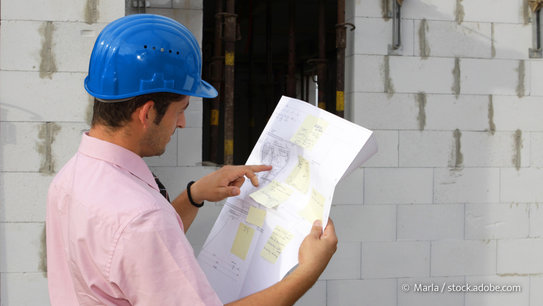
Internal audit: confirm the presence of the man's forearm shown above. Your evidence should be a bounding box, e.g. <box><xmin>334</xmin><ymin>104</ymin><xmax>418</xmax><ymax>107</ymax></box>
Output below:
<box><xmin>171</xmin><ymin>190</ymin><xmax>199</xmax><ymax>232</ymax></box>
<box><xmin>226</xmin><ymin>266</ymin><xmax>319</xmax><ymax>306</ymax></box>
<box><xmin>226</xmin><ymin>219</ymin><xmax>336</xmax><ymax>305</ymax></box>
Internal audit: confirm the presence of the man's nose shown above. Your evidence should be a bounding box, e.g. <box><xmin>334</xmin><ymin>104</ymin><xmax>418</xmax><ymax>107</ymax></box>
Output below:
<box><xmin>177</xmin><ymin>113</ymin><xmax>186</xmax><ymax>129</ymax></box>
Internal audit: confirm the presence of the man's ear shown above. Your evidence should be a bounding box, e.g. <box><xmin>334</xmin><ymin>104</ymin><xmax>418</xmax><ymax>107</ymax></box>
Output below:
<box><xmin>137</xmin><ymin>100</ymin><xmax>155</xmax><ymax>128</ymax></box>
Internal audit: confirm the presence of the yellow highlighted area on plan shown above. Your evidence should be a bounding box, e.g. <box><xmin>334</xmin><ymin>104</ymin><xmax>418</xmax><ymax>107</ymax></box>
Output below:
<box><xmin>230</xmin><ymin>222</ymin><xmax>255</xmax><ymax>260</ymax></box>
<box><xmin>249</xmin><ymin>180</ymin><xmax>293</xmax><ymax>208</ymax></box>
<box><xmin>246</xmin><ymin>206</ymin><xmax>267</xmax><ymax>227</ymax></box>
<box><xmin>286</xmin><ymin>155</ymin><xmax>310</xmax><ymax>194</ymax></box>
<box><xmin>260</xmin><ymin>226</ymin><xmax>294</xmax><ymax>264</ymax></box>
<box><xmin>290</xmin><ymin>115</ymin><xmax>329</xmax><ymax>149</ymax></box>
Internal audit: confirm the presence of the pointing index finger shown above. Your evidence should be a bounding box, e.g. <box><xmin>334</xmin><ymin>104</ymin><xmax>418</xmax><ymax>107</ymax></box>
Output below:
<box><xmin>247</xmin><ymin>164</ymin><xmax>273</xmax><ymax>173</ymax></box>
<box><xmin>244</xmin><ymin>165</ymin><xmax>272</xmax><ymax>187</ymax></box>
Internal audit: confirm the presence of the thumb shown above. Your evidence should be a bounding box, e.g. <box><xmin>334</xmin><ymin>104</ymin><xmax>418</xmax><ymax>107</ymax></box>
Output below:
<box><xmin>227</xmin><ymin>186</ymin><xmax>241</xmax><ymax>197</ymax></box>
<box><xmin>310</xmin><ymin>219</ymin><xmax>323</xmax><ymax>238</ymax></box>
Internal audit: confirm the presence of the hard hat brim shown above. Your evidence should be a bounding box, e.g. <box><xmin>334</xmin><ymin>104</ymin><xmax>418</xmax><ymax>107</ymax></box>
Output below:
<box><xmin>193</xmin><ymin>80</ymin><xmax>218</xmax><ymax>98</ymax></box>
<box><xmin>85</xmin><ymin>76</ymin><xmax>218</xmax><ymax>100</ymax></box>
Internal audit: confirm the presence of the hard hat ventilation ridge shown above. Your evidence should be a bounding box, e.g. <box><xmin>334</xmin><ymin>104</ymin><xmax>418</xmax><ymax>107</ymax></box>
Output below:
<box><xmin>143</xmin><ymin>45</ymin><xmax>180</xmax><ymax>55</ymax></box>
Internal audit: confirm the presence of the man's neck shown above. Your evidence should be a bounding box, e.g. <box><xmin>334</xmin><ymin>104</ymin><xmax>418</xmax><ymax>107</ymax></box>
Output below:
<box><xmin>89</xmin><ymin>125</ymin><xmax>143</xmax><ymax>156</ymax></box>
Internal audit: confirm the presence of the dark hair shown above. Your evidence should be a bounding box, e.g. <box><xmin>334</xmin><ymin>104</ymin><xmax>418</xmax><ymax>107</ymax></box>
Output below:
<box><xmin>91</xmin><ymin>92</ymin><xmax>185</xmax><ymax>129</ymax></box>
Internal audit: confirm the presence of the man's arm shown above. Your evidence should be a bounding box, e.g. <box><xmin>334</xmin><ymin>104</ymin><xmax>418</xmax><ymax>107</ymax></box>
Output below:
<box><xmin>170</xmin><ymin>189</ymin><xmax>199</xmax><ymax>231</ymax></box>
<box><xmin>226</xmin><ymin>219</ymin><xmax>338</xmax><ymax>306</ymax></box>
<box><xmin>171</xmin><ymin>165</ymin><xmax>272</xmax><ymax>231</ymax></box>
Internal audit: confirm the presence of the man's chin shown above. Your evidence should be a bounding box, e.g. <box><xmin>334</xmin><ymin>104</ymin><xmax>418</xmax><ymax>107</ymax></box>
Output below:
<box><xmin>142</xmin><ymin>148</ymin><xmax>166</xmax><ymax>158</ymax></box>
<box><xmin>155</xmin><ymin>148</ymin><xmax>166</xmax><ymax>156</ymax></box>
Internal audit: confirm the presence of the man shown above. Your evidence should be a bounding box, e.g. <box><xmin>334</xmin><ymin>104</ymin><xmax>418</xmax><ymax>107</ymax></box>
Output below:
<box><xmin>46</xmin><ymin>14</ymin><xmax>337</xmax><ymax>305</ymax></box>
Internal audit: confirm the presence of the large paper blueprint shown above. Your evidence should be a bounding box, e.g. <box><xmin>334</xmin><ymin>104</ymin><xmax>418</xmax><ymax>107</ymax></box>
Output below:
<box><xmin>197</xmin><ymin>96</ymin><xmax>377</xmax><ymax>303</ymax></box>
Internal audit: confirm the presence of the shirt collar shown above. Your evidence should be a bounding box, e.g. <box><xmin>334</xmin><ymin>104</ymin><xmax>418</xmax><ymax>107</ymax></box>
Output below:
<box><xmin>78</xmin><ymin>132</ymin><xmax>159</xmax><ymax>192</ymax></box>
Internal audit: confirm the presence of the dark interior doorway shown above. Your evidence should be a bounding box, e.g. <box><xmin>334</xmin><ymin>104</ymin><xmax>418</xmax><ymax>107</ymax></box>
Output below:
<box><xmin>202</xmin><ymin>0</ymin><xmax>339</xmax><ymax>165</ymax></box>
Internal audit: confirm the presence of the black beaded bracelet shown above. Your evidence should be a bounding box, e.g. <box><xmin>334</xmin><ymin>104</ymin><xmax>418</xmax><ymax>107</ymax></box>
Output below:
<box><xmin>187</xmin><ymin>181</ymin><xmax>204</xmax><ymax>208</ymax></box>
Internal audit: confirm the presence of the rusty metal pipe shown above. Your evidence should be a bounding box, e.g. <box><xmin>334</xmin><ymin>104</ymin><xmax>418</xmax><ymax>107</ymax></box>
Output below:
<box><xmin>223</xmin><ymin>0</ymin><xmax>236</xmax><ymax>164</ymax></box>
<box><xmin>317</xmin><ymin>0</ymin><xmax>327</xmax><ymax>110</ymax></box>
<box><xmin>336</xmin><ymin>0</ymin><xmax>346</xmax><ymax>117</ymax></box>
<box><xmin>209</xmin><ymin>0</ymin><xmax>224</xmax><ymax>162</ymax></box>
<box><xmin>266</xmin><ymin>0</ymin><xmax>273</xmax><ymax>112</ymax></box>
<box><xmin>286</xmin><ymin>0</ymin><xmax>296</xmax><ymax>97</ymax></box>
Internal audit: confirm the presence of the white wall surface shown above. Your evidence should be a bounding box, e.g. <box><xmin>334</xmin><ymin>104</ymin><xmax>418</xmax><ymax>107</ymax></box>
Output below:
<box><xmin>0</xmin><ymin>0</ymin><xmax>123</xmax><ymax>305</ymax></box>
<box><xmin>1</xmin><ymin>0</ymin><xmax>542</xmax><ymax>305</ymax></box>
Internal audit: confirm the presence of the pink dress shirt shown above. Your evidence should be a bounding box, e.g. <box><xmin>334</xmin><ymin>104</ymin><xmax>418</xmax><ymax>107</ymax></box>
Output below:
<box><xmin>46</xmin><ymin>133</ymin><xmax>222</xmax><ymax>305</ymax></box>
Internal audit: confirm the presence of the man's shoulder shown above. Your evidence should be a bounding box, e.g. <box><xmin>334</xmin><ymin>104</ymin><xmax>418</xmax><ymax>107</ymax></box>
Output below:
<box><xmin>51</xmin><ymin>152</ymin><xmax>161</xmax><ymax>214</ymax></box>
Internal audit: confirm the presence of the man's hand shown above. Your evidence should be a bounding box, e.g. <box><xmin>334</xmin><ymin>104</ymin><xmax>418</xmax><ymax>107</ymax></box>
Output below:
<box><xmin>297</xmin><ymin>219</ymin><xmax>338</xmax><ymax>280</ymax></box>
<box><xmin>189</xmin><ymin>165</ymin><xmax>272</xmax><ymax>203</ymax></box>
<box><xmin>226</xmin><ymin>218</ymin><xmax>337</xmax><ymax>306</ymax></box>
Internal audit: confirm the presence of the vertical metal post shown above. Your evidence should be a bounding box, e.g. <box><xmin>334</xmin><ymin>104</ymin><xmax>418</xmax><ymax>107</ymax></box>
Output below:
<box><xmin>210</xmin><ymin>0</ymin><xmax>224</xmax><ymax>162</ymax></box>
<box><xmin>129</xmin><ymin>0</ymin><xmax>146</xmax><ymax>14</ymax></box>
<box><xmin>305</xmin><ymin>74</ymin><xmax>310</xmax><ymax>102</ymax></box>
<box><xmin>530</xmin><ymin>2</ymin><xmax>543</xmax><ymax>58</ymax></box>
<box><xmin>335</xmin><ymin>0</ymin><xmax>346</xmax><ymax>118</ymax></box>
<box><xmin>286</xmin><ymin>0</ymin><xmax>296</xmax><ymax>97</ymax></box>
<box><xmin>266</xmin><ymin>0</ymin><xmax>273</xmax><ymax>111</ymax></box>
<box><xmin>247</xmin><ymin>0</ymin><xmax>256</xmax><ymax>143</ymax></box>
<box><xmin>317</xmin><ymin>0</ymin><xmax>327</xmax><ymax>110</ymax></box>
<box><xmin>300</xmin><ymin>65</ymin><xmax>305</xmax><ymax>101</ymax></box>
<box><xmin>223</xmin><ymin>0</ymin><xmax>236</xmax><ymax>164</ymax></box>
<box><xmin>391</xmin><ymin>0</ymin><xmax>402</xmax><ymax>51</ymax></box>
<box><xmin>538</xmin><ymin>10</ymin><xmax>541</xmax><ymax>50</ymax></box>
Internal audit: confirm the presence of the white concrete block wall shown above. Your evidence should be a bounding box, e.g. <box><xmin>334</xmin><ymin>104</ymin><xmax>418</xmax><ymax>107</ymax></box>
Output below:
<box><xmin>331</xmin><ymin>205</ymin><xmax>396</xmax><ymax>242</ymax></box>
<box><xmin>0</xmin><ymin>0</ymin><xmax>123</xmax><ymax>305</ymax></box>
<box><xmin>398</xmin><ymin>131</ymin><xmax>454</xmax><ymax>167</ymax></box>
<box><xmin>0</xmin><ymin>173</ymin><xmax>51</xmax><ymax>222</ymax></box>
<box><xmin>1</xmin><ymin>0</ymin><xmax>122</xmax><ymax>22</ymax></box>
<box><xmin>493</xmin><ymin>23</ymin><xmax>532</xmax><ymax>60</ymax></box>
<box><xmin>434</xmin><ymin>168</ymin><xmax>501</xmax><ymax>203</ymax></box>
<box><xmin>327</xmin><ymin>279</ymin><xmax>396</xmax><ymax>306</ymax></box>
<box><xmin>365</xmin><ymin>168</ymin><xmax>433</xmax><ymax>204</ymax></box>
<box><xmin>1</xmin><ymin>273</ymin><xmax>50</xmax><ymax>306</ymax></box>
<box><xmin>492</xmin><ymin>96</ymin><xmax>543</xmax><ymax>131</ymax></box>
<box><xmin>401</xmin><ymin>1</ymin><xmax>457</xmax><ymax>21</ymax></box>
<box><xmin>352</xmin><ymin>17</ymin><xmax>415</xmax><ymax>56</ymax></box>
<box><xmin>2</xmin><ymin>0</ymin><xmax>543</xmax><ymax>305</ymax></box>
<box><xmin>398</xmin><ymin>276</ymin><xmax>466</xmax><ymax>306</ymax></box>
<box><xmin>461</xmin><ymin>58</ymin><xmax>529</xmax><ymax>95</ymax></box>
<box><xmin>321</xmin><ymin>242</ymin><xmax>361</xmax><ymax>280</ymax></box>
<box><xmin>531</xmin><ymin>276</ymin><xmax>543</xmax><ymax>305</ymax></box>
<box><xmin>464</xmin><ymin>276</ymin><xmax>529</xmax><ymax>306</ymax></box>
<box><xmin>431</xmin><ymin>240</ymin><xmax>497</xmax><ymax>276</ymax></box>
<box><xmin>349</xmin><ymin>55</ymin><xmax>385</xmax><ymax>92</ymax></box>
<box><xmin>531</xmin><ymin>60</ymin><xmax>543</xmax><ymax>95</ymax></box>
<box><xmin>461</xmin><ymin>0</ymin><xmax>527</xmax><ymax>24</ymax></box>
<box><xmin>388</xmin><ymin>56</ymin><xmax>456</xmax><ymax>94</ymax></box>
<box><xmin>530</xmin><ymin>204</ymin><xmax>543</xmax><ymax>237</ymax></box>
<box><xmin>465</xmin><ymin>204</ymin><xmax>530</xmax><ymax>239</ymax></box>
<box><xmin>0</xmin><ymin>71</ymin><xmax>91</xmax><ymax>122</ymax></box>
<box><xmin>340</xmin><ymin>0</ymin><xmax>542</xmax><ymax>305</ymax></box>
<box><xmin>413</xmin><ymin>20</ymin><xmax>493</xmax><ymax>59</ymax></box>
<box><xmin>497</xmin><ymin>239</ymin><xmax>543</xmax><ymax>274</ymax></box>
<box><xmin>297</xmin><ymin>280</ymin><xmax>327</xmax><ymax>306</ymax></box>
<box><xmin>0</xmin><ymin>222</ymin><xmax>45</xmax><ymax>273</ymax></box>
<box><xmin>397</xmin><ymin>204</ymin><xmax>464</xmax><ymax>240</ymax></box>
<box><xmin>361</xmin><ymin>241</ymin><xmax>430</xmax><ymax>278</ymax></box>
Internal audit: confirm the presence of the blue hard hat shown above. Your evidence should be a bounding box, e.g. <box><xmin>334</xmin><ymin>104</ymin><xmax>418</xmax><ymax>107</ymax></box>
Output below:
<box><xmin>84</xmin><ymin>14</ymin><xmax>217</xmax><ymax>100</ymax></box>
